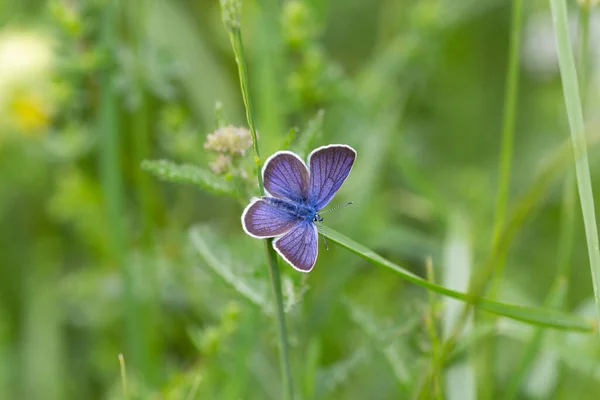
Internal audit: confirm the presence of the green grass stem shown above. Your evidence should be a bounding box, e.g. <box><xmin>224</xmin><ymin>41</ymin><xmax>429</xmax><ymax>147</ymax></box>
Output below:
<box><xmin>549</xmin><ymin>0</ymin><xmax>600</xmax><ymax>333</ymax></box>
<box><xmin>490</xmin><ymin>0</ymin><xmax>523</xmax><ymax>255</ymax></box>
<box><xmin>483</xmin><ymin>0</ymin><xmax>524</xmax><ymax>394</ymax></box>
<box><xmin>99</xmin><ymin>0</ymin><xmax>141</xmax><ymax>379</ymax></box>
<box><xmin>321</xmin><ymin>225</ymin><xmax>593</xmax><ymax>332</ymax></box>
<box><xmin>221</xmin><ymin>2</ymin><xmax>294</xmax><ymax>398</ymax></box>
<box><xmin>129</xmin><ymin>0</ymin><xmax>158</xmax><ymax>382</ymax></box>
<box><xmin>229</xmin><ymin>28</ymin><xmax>263</xmax><ymax>190</ymax></box>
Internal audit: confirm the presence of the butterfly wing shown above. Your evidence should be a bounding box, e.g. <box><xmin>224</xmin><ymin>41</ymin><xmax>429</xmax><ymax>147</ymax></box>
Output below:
<box><xmin>273</xmin><ymin>220</ymin><xmax>318</xmax><ymax>272</ymax></box>
<box><xmin>262</xmin><ymin>151</ymin><xmax>310</xmax><ymax>203</ymax></box>
<box><xmin>242</xmin><ymin>198</ymin><xmax>300</xmax><ymax>238</ymax></box>
<box><xmin>308</xmin><ymin>145</ymin><xmax>356</xmax><ymax>210</ymax></box>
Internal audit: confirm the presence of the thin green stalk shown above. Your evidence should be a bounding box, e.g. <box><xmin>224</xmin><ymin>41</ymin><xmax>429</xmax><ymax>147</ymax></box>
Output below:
<box><xmin>264</xmin><ymin>238</ymin><xmax>293</xmax><ymax>398</ymax></box>
<box><xmin>220</xmin><ymin>1</ymin><xmax>293</xmax><ymax>398</ymax></box>
<box><xmin>549</xmin><ymin>0</ymin><xmax>600</xmax><ymax>333</ymax></box>
<box><xmin>230</xmin><ymin>28</ymin><xmax>263</xmax><ymax>190</ymax></box>
<box><xmin>99</xmin><ymin>0</ymin><xmax>139</xmax><ymax>376</ymax></box>
<box><xmin>131</xmin><ymin>0</ymin><xmax>155</xmax><ymax>240</ymax></box>
<box><xmin>482</xmin><ymin>0</ymin><xmax>524</xmax><ymax>395</ymax></box>
<box><xmin>129</xmin><ymin>0</ymin><xmax>158</xmax><ymax>382</ymax></box>
<box><xmin>490</xmin><ymin>0</ymin><xmax>523</xmax><ymax>255</ymax></box>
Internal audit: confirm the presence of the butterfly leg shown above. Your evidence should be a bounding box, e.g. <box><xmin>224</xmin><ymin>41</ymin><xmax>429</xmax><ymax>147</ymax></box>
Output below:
<box><xmin>316</xmin><ymin>222</ymin><xmax>329</xmax><ymax>250</ymax></box>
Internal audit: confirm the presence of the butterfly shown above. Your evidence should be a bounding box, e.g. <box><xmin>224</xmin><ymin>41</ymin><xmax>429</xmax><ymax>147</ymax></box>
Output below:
<box><xmin>241</xmin><ymin>144</ymin><xmax>357</xmax><ymax>272</ymax></box>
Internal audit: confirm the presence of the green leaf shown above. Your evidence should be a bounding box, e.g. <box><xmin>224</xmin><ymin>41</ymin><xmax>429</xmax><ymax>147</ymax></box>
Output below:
<box><xmin>320</xmin><ymin>225</ymin><xmax>595</xmax><ymax>332</ymax></box>
<box><xmin>142</xmin><ymin>159</ymin><xmax>236</xmax><ymax>196</ymax></box>
<box><xmin>188</xmin><ymin>225</ymin><xmax>271</xmax><ymax>313</ymax></box>
<box><xmin>550</xmin><ymin>0</ymin><xmax>600</xmax><ymax>334</ymax></box>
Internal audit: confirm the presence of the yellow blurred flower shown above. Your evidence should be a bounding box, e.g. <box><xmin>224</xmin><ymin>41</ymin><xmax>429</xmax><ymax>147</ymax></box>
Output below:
<box><xmin>10</xmin><ymin>92</ymin><xmax>52</xmax><ymax>135</ymax></box>
<box><xmin>0</xmin><ymin>29</ymin><xmax>55</xmax><ymax>137</ymax></box>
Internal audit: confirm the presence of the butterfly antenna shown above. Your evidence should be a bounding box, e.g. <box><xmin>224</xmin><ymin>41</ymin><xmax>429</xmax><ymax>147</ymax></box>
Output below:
<box><xmin>316</xmin><ymin>223</ymin><xmax>329</xmax><ymax>250</ymax></box>
<box><xmin>319</xmin><ymin>201</ymin><xmax>354</xmax><ymax>214</ymax></box>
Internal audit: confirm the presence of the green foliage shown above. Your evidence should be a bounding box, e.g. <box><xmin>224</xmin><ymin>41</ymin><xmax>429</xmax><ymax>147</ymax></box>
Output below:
<box><xmin>2</xmin><ymin>0</ymin><xmax>600</xmax><ymax>399</ymax></box>
<box><xmin>141</xmin><ymin>159</ymin><xmax>237</xmax><ymax>197</ymax></box>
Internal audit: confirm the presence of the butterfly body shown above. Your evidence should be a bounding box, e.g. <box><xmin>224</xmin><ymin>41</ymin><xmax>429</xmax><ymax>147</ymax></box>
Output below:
<box><xmin>261</xmin><ymin>196</ymin><xmax>319</xmax><ymax>223</ymax></box>
<box><xmin>242</xmin><ymin>144</ymin><xmax>356</xmax><ymax>272</ymax></box>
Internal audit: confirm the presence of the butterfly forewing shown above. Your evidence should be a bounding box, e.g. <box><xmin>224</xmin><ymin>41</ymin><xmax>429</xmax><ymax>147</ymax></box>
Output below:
<box><xmin>308</xmin><ymin>145</ymin><xmax>356</xmax><ymax>210</ymax></box>
<box><xmin>262</xmin><ymin>151</ymin><xmax>310</xmax><ymax>203</ymax></box>
<box><xmin>242</xmin><ymin>198</ymin><xmax>300</xmax><ymax>238</ymax></box>
<box><xmin>273</xmin><ymin>221</ymin><xmax>319</xmax><ymax>272</ymax></box>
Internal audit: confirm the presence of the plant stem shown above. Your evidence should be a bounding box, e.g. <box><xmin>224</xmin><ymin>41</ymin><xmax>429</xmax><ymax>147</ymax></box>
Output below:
<box><xmin>225</xmin><ymin>13</ymin><xmax>294</xmax><ymax>400</ymax></box>
<box><xmin>230</xmin><ymin>28</ymin><xmax>263</xmax><ymax>191</ymax></box>
<box><xmin>549</xmin><ymin>0</ymin><xmax>600</xmax><ymax>334</ymax></box>
<box><xmin>99</xmin><ymin>0</ymin><xmax>139</xmax><ymax>376</ymax></box>
<box><xmin>482</xmin><ymin>0</ymin><xmax>524</xmax><ymax>395</ymax></box>
<box><xmin>491</xmin><ymin>0</ymin><xmax>523</xmax><ymax>256</ymax></box>
<box><xmin>265</xmin><ymin>238</ymin><xmax>294</xmax><ymax>399</ymax></box>
<box><xmin>130</xmin><ymin>0</ymin><xmax>158</xmax><ymax>382</ymax></box>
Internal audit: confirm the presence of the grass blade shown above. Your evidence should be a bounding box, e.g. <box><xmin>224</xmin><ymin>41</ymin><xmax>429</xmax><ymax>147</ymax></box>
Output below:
<box><xmin>484</xmin><ymin>0</ymin><xmax>524</xmax><ymax>394</ymax></box>
<box><xmin>99</xmin><ymin>0</ymin><xmax>144</xmax><ymax>380</ymax></box>
<box><xmin>320</xmin><ymin>225</ymin><xmax>594</xmax><ymax>332</ymax></box>
<box><xmin>549</xmin><ymin>0</ymin><xmax>600</xmax><ymax>332</ymax></box>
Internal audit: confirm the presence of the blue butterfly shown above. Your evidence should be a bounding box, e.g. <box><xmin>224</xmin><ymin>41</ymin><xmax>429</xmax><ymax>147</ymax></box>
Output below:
<box><xmin>241</xmin><ymin>144</ymin><xmax>357</xmax><ymax>272</ymax></box>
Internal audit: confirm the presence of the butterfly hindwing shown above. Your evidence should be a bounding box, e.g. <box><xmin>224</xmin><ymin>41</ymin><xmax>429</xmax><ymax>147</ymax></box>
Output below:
<box><xmin>308</xmin><ymin>145</ymin><xmax>356</xmax><ymax>211</ymax></box>
<box><xmin>273</xmin><ymin>220</ymin><xmax>318</xmax><ymax>272</ymax></box>
<box><xmin>241</xmin><ymin>198</ymin><xmax>300</xmax><ymax>238</ymax></box>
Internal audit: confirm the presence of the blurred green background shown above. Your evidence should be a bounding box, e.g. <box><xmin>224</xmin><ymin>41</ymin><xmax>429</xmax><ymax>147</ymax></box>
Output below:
<box><xmin>1</xmin><ymin>0</ymin><xmax>600</xmax><ymax>399</ymax></box>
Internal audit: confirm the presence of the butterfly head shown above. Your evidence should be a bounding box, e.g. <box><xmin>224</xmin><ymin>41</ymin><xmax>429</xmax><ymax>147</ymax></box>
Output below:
<box><xmin>313</xmin><ymin>214</ymin><xmax>323</xmax><ymax>222</ymax></box>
